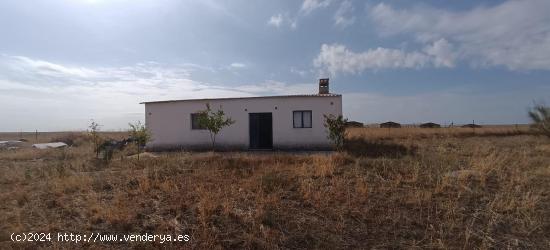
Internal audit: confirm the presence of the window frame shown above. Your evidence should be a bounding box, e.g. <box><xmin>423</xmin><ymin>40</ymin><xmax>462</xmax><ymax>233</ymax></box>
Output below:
<box><xmin>293</xmin><ymin>110</ymin><xmax>312</xmax><ymax>128</ymax></box>
<box><xmin>191</xmin><ymin>113</ymin><xmax>206</xmax><ymax>130</ymax></box>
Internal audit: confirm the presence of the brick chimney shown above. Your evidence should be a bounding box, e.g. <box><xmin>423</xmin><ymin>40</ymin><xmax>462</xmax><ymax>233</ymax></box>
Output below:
<box><xmin>319</xmin><ymin>78</ymin><xmax>329</xmax><ymax>94</ymax></box>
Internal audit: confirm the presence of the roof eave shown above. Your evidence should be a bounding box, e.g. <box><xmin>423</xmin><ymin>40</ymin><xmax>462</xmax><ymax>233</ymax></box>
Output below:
<box><xmin>140</xmin><ymin>94</ymin><xmax>342</xmax><ymax>104</ymax></box>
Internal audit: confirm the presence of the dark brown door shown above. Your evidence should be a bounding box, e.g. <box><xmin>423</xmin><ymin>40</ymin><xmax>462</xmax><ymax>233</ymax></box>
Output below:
<box><xmin>249</xmin><ymin>113</ymin><xmax>273</xmax><ymax>149</ymax></box>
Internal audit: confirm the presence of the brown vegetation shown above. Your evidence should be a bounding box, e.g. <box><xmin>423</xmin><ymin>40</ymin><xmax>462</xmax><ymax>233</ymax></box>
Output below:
<box><xmin>0</xmin><ymin>127</ymin><xmax>549</xmax><ymax>249</ymax></box>
<box><xmin>348</xmin><ymin>125</ymin><xmax>532</xmax><ymax>140</ymax></box>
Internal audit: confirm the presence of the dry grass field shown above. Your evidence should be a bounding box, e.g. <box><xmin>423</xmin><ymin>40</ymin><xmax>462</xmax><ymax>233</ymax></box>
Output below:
<box><xmin>348</xmin><ymin>125</ymin><xmax>532</xmax><ymax>140</ymax></box>
<box><xmin>0</xmin><ymin>127</ymin><xmax>549</xmax><ymax>249</ymax></box>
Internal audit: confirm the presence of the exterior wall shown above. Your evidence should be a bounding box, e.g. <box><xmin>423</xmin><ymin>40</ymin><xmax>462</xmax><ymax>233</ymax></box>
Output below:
<box><xmin>144</xmin><ymin>96</ymin><xmax>342</xmax><ymax>150</ymax></box>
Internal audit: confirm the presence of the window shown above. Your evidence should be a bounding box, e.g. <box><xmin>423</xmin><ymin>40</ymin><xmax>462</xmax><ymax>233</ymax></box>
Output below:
<box><xmin>293</xmin><ymin>110</ymin><xmax>312</xmax><ymax>128</ymax></box>
<box><xmin>191</xmin><ymin>113</ymin><xmax>206</xmax><ymax>130</ymax></box>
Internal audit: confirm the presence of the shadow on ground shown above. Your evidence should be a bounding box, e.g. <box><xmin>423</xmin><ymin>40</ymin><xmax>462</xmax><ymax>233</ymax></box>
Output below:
<box><xmin>344</xmin><ymin>138</ymin><xmax>416</xmax><ymax>158</ymax></box>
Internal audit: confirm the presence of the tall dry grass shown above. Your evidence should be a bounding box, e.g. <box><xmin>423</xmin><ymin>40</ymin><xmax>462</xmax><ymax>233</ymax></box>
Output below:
<box><xmin>0</xmin><ymin>129</ymin><xmax>548</xmax><ymax>249</ymax></box>
<box><xmin>348</xmin><ymin>125</ymin><xmax>532</xmax><ymax>140</ymax></box>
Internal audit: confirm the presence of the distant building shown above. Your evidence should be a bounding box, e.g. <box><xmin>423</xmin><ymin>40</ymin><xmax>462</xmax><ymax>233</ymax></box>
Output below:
<box><xmin>345</xmin><ymin>120</ymin><xmax>364</xmax><ymax>128</ymax></box>
<box><xmin>141</xmin><ymin>79</ymin><xmax>342</xmax><ymax>150</ymax></box>
<box><xmin>380</xmin><ymin>121</ymin><xmax>401</xmax><ymax>128</ymax></box>
<box><xmin>461</xmin><ymin>123</ymin><xmax>482</xmax><ymax>128</ymax></box>
<box><xmin>420</xmin><ymin>122</ymin><xmax>441</xmax><ymax>128</ymax></box>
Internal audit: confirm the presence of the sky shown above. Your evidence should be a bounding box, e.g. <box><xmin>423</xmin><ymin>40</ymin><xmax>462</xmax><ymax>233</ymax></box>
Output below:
<box><xmin>1</xmin><ymin>0</ymin><xmax>549</xmax><ymax>131</ymax></box>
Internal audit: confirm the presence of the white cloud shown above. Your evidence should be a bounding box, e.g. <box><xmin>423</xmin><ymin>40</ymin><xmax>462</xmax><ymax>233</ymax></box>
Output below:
<box><xmin>233</xmin><ymin>80</ymin><xmax>315</xmax><ymax>95</ymax></box>
<box><xmin>423</xmin><ymin>38</ymin><xmax>457</xmax><ymax>68</ymax></box>
<box><xmin>230</xmin><ymin>62</ymin><xmax>246</xmax><ymax>69</ymax></box>
<box><xmin>9</xmin><ymin>56</ymin><xmax>100</xmax><ymax>78</ymax></box>
<box><xmin>314</xmin><ymin>42</ymin><xmax>455</xmax><ymax>75</ymax></box>
<box><xmin>1</xmin><ymin>55</ymin><xmax>545</xmax><ymax>131</ymax></box>
<box><xmin>290</xmin><ymin>67</ymin><xmax>308</xmax><ymax>77</ymax></box>
<box><xmin>267</xmin><ymin>13</ymin><xmax>297</xmax><ymax>29</ymax></box>
<box><xmin>0</xmin><ymin>55</ymin><xmax>312</xmax><ymax>131</ymax></box>
<box><xmin>290</xmin><ymin>19</ymin><xmax>298</xmax><ymax>30</ymax></box>
<box><xmin>300</xmin><ymin>0</ymin><xmax>332</xmax><ymax>15</ymax></box>
<box><xmin>268</xmin><ymin>0</ymin><xmax>334</xmax><ymax>29</ymax></box>
<box><xmin>267</xmin><ymin>14</ymin><xmax>284</xmax><ymax>27</ymax></box>
<box><xmin>369</xmin><ymin>1</ymin><xmax>550</xmax><ymax>70</ymax></box>
<box><xmin>334</xmin><ymin>1</ymin><xmax>355</xmax><ymax>28</ymax></box>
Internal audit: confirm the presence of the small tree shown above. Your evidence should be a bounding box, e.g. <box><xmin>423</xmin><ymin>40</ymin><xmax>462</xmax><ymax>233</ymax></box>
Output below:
<box><xmin>129</xmin><ymin>121</ymin><xmax>152</xmax><ymax>160</ymax></box>
<box><xmin>196</xmin><ymin>103</ymin><xmax>235</xmax><ymax>150</ymax></box>
<box><xmin>323</xmin><ymin>114</ymin><xmax>348</xmax><ymax>151</ymax></box>
<box><xmin>528</xmin><ymin>103</ymin><xmax>550</xmax><ymax>137</ymax></box>
<box><xmin>88</xmin><ymin>120</ymin><xmax>102</xmax><ymax>158</ymax></box>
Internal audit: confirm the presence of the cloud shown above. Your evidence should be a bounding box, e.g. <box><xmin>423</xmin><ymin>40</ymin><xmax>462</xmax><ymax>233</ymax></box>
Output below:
<box><xmin>267</xmin><ymin>13</ymin><xmax>297</xmax><ymax>29</ymax></box>
<box><xmin>0</xmin><ymin>55</ymin><xmax>311</xmax><ymax>131</ymax></box>
<box><xmin>423</xmin><ymin>38</ymin><xmax>457</xmax><ymax>68</ymax></box>
<box><xmin>290</xmin><ymin>19</ymin><xmax>297</xmax><ymax>30</ymax></box>
<box><xmin>334</xmin><ymin>1</ymin><xmax>355</xmax><ymax>28</ymax></box>
<box><xmin>314</xmin><ymin>41</ymin><xmax>455</xmax><ymax>75</ymax></box>
<box><xmin>300</xmin><ymin>0</ymin><xmax>332</xmax><ymax>15</ymax></box>
<box><xmin>1</xmin><ymin>55</ymin><xmax>545</xmax><ymax>131</ymax></box>
<box><xmin>290</xmin><ymin>67</ymin><xmax>308</xmax><ymax>77</ymax></box>
<box><xmin>233</xmin><ymin>80</ymin><xmax>315</xmax><ymax>95</ymax></box>
<box><xmin>267</xmin><ymin>14</ymin><xmax>284</xmax><ymax>27</ymax></box>
<box><xmin>7</xmin><ymin>56</ymin><xmax>100</xmax><ymax>79</ymax></box>
<box><xmin>230</xmin><ymin>62</ymin><xmax>246</xmax><ymax>69</ymax></box>
<box><xmin>369</xmin><ymin>1</ymin><xmax>550</xmax><ymax>70</ymax></box>
<box><xmin>269</xmin><ymin>0</ymin><xmax>334</xmax><ymax>29</ymax></box>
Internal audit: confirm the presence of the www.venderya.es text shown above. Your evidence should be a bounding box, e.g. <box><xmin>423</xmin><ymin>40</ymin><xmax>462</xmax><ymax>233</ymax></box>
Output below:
<box><xmin>11</xmin><ymin>232</ymin><xmax>190</xmax><ymax>244</ymax></box>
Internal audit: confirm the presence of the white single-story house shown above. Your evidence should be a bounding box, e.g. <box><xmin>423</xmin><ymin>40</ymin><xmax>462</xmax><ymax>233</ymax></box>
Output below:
<box><xmin>141</xmin><ymin>79</ymin><xmax>342</xmax><ymax>150</ymax></box>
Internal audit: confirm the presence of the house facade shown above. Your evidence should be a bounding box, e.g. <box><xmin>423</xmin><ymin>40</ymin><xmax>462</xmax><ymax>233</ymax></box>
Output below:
<box><xmin>142</xmin><ymin>79</ymin><xmax>342</xmax><ymax>150</ymax></box>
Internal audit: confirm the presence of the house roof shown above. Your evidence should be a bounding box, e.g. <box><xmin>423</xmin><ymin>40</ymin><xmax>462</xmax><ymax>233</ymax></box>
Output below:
<box><xmin>380</xmin><ymin>121</ymin><xmax>401</xmax><ymax>125</ymax></box>
<box><xmin>140</xmin><ymin>93</ymin><xmax>342</xmax><ymax>104</ymax></box>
